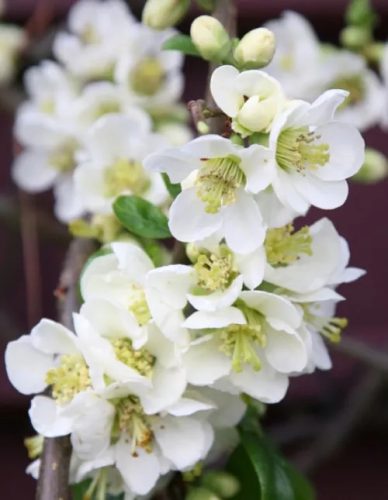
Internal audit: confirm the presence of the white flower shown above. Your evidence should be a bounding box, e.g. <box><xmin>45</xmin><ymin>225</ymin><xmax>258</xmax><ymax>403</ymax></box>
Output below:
<box><xmin>114</xmin><ymin>26</ymin><xmax>183</xmax><ymax>108</ymax></box>
<box><xmin>270</xmin><ymin>89</ymin><xmax>365</xmax><ymax>213</ymax></box>
<box><xmin>53</xmin><ymin>0</ymin><xmax>135</xmax><ymax>80</ymax></box>
<box><xmin>311</xmin><ymin>50</ymin><xmax>384</xmax><ymax>131</ymax></box>
<box><xmin>181</xmin><ymin>290</ymin><xmax>307</xmax><ymax>403</ymax></box>
<box><xmin>210</xmin><ymin>65</ymin><xmax>286</xmax><ymax>136</ymax></box>
<box><xmin>74</xmin><ymin>112</ymin><xmax>169</xmax><ymax>214</ymax></box>
<box><xmin>0</xmin><ymin>24</ymin><xmax>26</xmax><ymax>84</ymax></box>
<box><xmin>264</xmin><ymin>218</ymin><xmax>365</xmax><ymax>294</ymax></box>
<box><xmin>380</xmin><ymin>43</ymin><xmax>388</xmax><ymax>130</ymax></box>
<box><xmin>264</xmin><ymin>11</ymin><xmax>322</xmax><ymax>99</ymax></box>
<box><xmin>145</xmin><ymin>135</ymin><xmax>274</xmax><ymax>254</ymax></box>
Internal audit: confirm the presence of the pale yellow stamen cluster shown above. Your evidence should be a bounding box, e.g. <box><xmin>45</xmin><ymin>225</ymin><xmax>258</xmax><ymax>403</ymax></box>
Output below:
<box><xmin>304</xmin><ymin>306</ymin><xmax>348</xmax><ymax>343</ymax></box>
<box><xmin>45</xmin><ymin>354</ymin><xmax>91</xmax><ymax>404</ymax></box>
<box><xmin>130</xmin><ymin>57</ymin><xmax>165</xmax><ymax>96</ymax></box>
<box><xmin>111</xmin><ymin>337</ymin><xmax>155</xmax><ymax>377</ymax></box>
<box><xmin>49</xmin><ymin>139</ymin><xmax>78</xmax><ymax>173</ymax></box>
<box><xmin>218</xmin><ymin>300</ymin><xmax>266</xmax><ymax>373</ymax></box>
<box><xmin>24</xmin><ymin>435</ymin><xmax>44</xmax><ymax>460</ymax></box>
<box><xmin>194</xmin><ymin>247</ymin><xmax>237</xmax><ymax>293</ymax></box>
<box><xmin>276</xmin><ymin>126</ymin><xmax>330</xmax><ymax>172</ymax></box>
<box><xmin>265</xmin><ymin>224</ymin><xmax>313</xmax><ymax>267</ymax></box>
<box><xmin>115</xmin><ymin>397</ymin><xmax>153</xmax><ymax>455</ymax></box>
<box><xmin>104</xmin><ymin>158</ymin><xmax>150</xmax><ymax>198</ymax></box>
<box><xmin>196</xmin><ymin>155</ymin><xmax>246</xmax><ymax>213</ymax></box>
<box><xmin>127</xmin><ymin>284</ymin><xmax>152</xmax><ymax>326</ymax></box>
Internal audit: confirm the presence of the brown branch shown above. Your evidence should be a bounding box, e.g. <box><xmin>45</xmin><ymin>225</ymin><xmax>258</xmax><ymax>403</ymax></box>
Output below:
<box><xmin>36</xmin><ymin>238</ymin><xmax>96</xmax><ymax>500</ymax></box>
<box><xmin>332</xmin><ymin>336</ymin><xmax>388</xmax><ymax>373</ymax></box>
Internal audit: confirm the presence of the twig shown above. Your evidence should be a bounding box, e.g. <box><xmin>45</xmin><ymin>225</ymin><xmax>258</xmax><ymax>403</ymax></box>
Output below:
<box><xmin>332</xmin><ymin>336</ymin><xmax>388</xmax><ymax>373</ymax></box>
<box><xmin>294</xmin><ymin>369</ymin><xmax>385</xmax><ymax>473</ymax></box>
<box><xmin>36</xmin><ymin>238</ymin><xmax>96</xmax><ymax>500</ymax></box>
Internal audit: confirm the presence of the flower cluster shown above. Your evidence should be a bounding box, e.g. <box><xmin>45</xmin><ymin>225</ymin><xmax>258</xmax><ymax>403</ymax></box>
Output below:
<box><xmin>12</xmin><ymin>0</ymin><xmax>190</xmax><ymax>222</ymax></box>
<box><xmin>6</xmin><ymin>2</ymin><xmax>367</xmax><ymax>498</ymax></box>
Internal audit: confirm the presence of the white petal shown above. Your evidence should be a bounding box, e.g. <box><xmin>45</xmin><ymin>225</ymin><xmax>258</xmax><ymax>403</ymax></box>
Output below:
<box><xmin>31</xmin><ymin>318</ymin><xmax>78</xmax><ymax>355</ymax></box>
<box><xmin>5</xmin><ymin>336</ymin><xmax>53</xmax><ymax>394</ymax></box>
<box><xmin>311</xmin><ymin>330</ymin><xmax>332</xmax><ymax>370</ymax></box>
<box><xmin>199</xmin><ymin>388</ymin><xmax>246</xmax><ymax>428</ymax></box>
<box><xmin>187</xmin><ymin>275</ymin><xmax>243</xmax><ymax>312</ymax></box>
<box><xmin>239</xmin><ymin>145</ymin><xmax>275</xmax><ymax>193</ymax></box>
<box><xmin>140</xmin><ymin>365</ymin><xmax>186</xmax><ymax>415</ymax></box>
<box><xmin>154</xmin><ymin>416</ymin><xmax>214</xmax><ymax>469</ymax></box>
<box><xmin>29</xmin><ymin>396</ymin><xmax>74</xmax><ymax>437</ymax></box>
<box><xmin>231</xmin><ymin>360</ymin><xmax>289</xmax><ymax>403</ymax></box>
<box><xmin>115</xmin><ymin>440</ymin><xmax>160</xmax><ymax>495</ymax></box>
<box><xmin>169</xmin><ymin>188</ymin><xmax>223</xmax><ymax>242</ymax></box>
<box><xmin>265</xmin><ymin>327</ymin><xmax>307</xmax><ymax>373</ymax></box>
<box><xmin>182</xmin><ymin>134</ymin><xmax>237</xmax><ymax>158</ymax></box>
<box><xmin>111</xmin><ymin>242</ymin><xmax>154</xmax><ymax>279</ymax></box>
<box><xmin>272</xmin><ymin>168</ymin><xmax>310</xmax><ymax>214</ymax></box>
<box><xmin>183</xmin><ymin>307</ymin><xmax>246</xmax><ymax>329</ymax></box>
<box><xmin>167</xmin><ymin>397</ymin><xmax>215</xmax><ymax>417</ymax></box>
<box><xmin>303</xmin><ymin>89</ymin><xmax>348</xmax><ymax>126</ymax></box>
<box><xmin>12</xmin><ymin>150</ymin><xmax>58</xmax><ymax>192</ymax></box>
<box><xmin>235</xmin><ymin>246</ymin><xmax>266</xmax><ymax>290</ymax></box>
<box><xmin>313</xmin><ymin>123</ymin><xmax>365</xmax><ymax>181</ymax></box>
<box><xmin>183</xmin><ymin>337</ymin><xmax>231</xmax><ymax>386</ymax></box>
<box><xmin>210</xmin><ymin>65</ymin><xmax>242</xmax><ymax>117</ymax></box>
<box><xmin>144</xmin><ymin>149</ymin><xmax>196</xmax><ymax>183</ymax></box>
<box><xmin>223</xmin><ymin>189</ymin><xmax>266</xmax><ymax>254</ymax></box>
<box><xmin>293</xmin><ymin>173</ymin><xmax>349</xmax><ymax>210</ymax></box>
<box><xmin>54</xmin><ymin>175</ymin><xmax>84</xmax><ymax>222</ymax></box>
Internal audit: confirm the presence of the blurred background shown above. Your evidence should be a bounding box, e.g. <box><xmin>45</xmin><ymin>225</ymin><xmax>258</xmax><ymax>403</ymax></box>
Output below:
<box><xmin>1</xmin><ymin>0</ymin><xmax>388</xmax><ymax>498</ymax></box>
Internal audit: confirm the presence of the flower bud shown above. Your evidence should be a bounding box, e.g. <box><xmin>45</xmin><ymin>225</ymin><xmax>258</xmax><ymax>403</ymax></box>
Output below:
<box><xmin>202</xmin><ymin>471</ymin><xmax>240</xmax><ymax>498</ymax></box>
<box><xmin>186</xmin><ymin>487</ymin><xmax>221</xmax><ymax>500</ymax></box>
<box><xmin>142</xmin><ymin>0</ymin><xmax>190</xmax><ymax>30</ymax></box>
<box><xmin>352</xmin><ymin>148</ymin><xmax>388</xmax><ymax>183</ymax></box>
<box><xmin>190</xmin><ymin>16</ymin><xmax>231</xmax><ymax>62</ymax></box>
<box><xmin>234</xmin><ymin>27</ymin><xmax>276</xmax><ymax>69</ymax></box>
<box><xmin>340</xmin><ymin>26</ymin><xmax>370</xmax><ymax>50</ymax></box>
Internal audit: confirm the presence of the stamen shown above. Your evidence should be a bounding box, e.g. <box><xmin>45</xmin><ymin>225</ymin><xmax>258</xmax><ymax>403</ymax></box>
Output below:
<box><xmin>127</xmin><ymin>284</ymin><xmax>152</xmax><ymax>327</ymax></box>
<box><xmin>24</xmin><ymin>435</ymin><xmax>44</xmax><ymax>460</ymax></box>
<box><xmin>276</xmin><ymin>126</ymin><xmax>330</xmax><ymax>172</ymax></box>
<box><xmin>193</xmin><ymin>246</ymin><xmax>237</xmax><ymax>293</ymax></box>
<box><xmin>111</xmin><ymin>337</ymin><xmax>155</xmax><ymax>377</ymax></box>
<box><xmin>304</xmin><ymin>306</ymin><xmax>348</xmax><ymax>343</ymax></box>
<box><xmin>49</xmin><ymin>139</ymin><xmax>78</xmax><ymax>173</ymax></box>
<box><xmin>265</xmin><ymin>224</ymin><xmax>313</xmax><ymax>267</ymax></box>
<box><xmin>104</xmin><ymin>158</ymin><xmax>150</xmax><ymax>198</ymax></box>
<box><xmin>114</xmin><ymin>397</ymin><xmax>153</xmax><ymax>455</ymax></box>
<box><xmin>130</xmin><ymin>58</ymin><xmax>165</xmax><ymax>96</ymax></box>
<box><xmin>45</xmin><ymin>354</ymin><xmax>91</xmax><ymax>404</ymax></box>
<box><xmin>196</xmin><ymin>155</ymin><xmax>246</xmax><ymax>213</ymax></box>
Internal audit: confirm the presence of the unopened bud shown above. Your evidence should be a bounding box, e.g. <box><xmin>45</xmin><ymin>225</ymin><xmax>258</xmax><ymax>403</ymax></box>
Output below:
<box><xmin>142</xmin><ymin>0</ymin><xmax>190</xmax><ymax>30</ymax></box>
<box><xmin>186</xmin><ymin>487</ymin><xmax>221</xmax><ymax>500</ymax></box>
<box><xmin>353</xmin><ymin>148</ymin><xmax>388</xmax><ymax>183</ymax></box>
<box><xmin>234</xmin><ymin>27</ymin><xmax>276</xmax><ymax>69</ymax></box>
<box><xmin>202</xmin><ymin>471</ymin><xmax>240</xmax><ymax>498</ymax></box>
<box><xmin>340</xmin><ymin>26</ymin><xmax>370</xmax><ymax>50</ymax></box>
<box><xmin>190</xmin><ymin>16</ymin><xmax>231</xmax><ymax>62</ymax></box>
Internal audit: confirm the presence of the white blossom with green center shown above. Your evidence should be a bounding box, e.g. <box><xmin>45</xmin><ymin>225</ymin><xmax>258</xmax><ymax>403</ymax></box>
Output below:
<box><xmin>130</xmin><ymin>58</ymin><xmax>166</xmax><ymax>97</ymax></box>
<box><xmin>145</xmin><ymin>134</ymin><xmax>273</xmax><ymax>254</ymax></box>
<box><xmin>270</xmin><ymin>89</ymin><xmax>364</xmax><ymax>214</ymax></box>
<box><xmin>49</xmin><ymin>139</ymin><xmax>79</xmax><ymax>173</ymax></box>
<box><xmin>103</xmin><ymin>158</ymin><xmax>150</xmax><ymax>198</ymax></box>
<box><xmin>265</xmin><ymin>224</ymin><xmax>312</xmax><ymax>267</ymax></box>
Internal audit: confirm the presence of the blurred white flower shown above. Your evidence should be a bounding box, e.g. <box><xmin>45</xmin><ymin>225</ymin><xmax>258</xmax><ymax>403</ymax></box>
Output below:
<box><xmin>0</xmin><ymin>24</ymin><xmax>26</xmax><ymax>84</ymax></box>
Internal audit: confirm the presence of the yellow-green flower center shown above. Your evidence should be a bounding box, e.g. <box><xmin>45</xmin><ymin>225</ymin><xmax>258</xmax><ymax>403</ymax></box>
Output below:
<box><xmin>130</xmin><ymin>57</ymin><xmax>165</xmax><ymax>96</ymax></box>
<box><xmin>303</xmin><ymin>305</ymin><xmax>348</xmax><ymax>343</ymax></box>
<box><xmin>111</xmin><ymin>337</ymin><xmax>155</xmax><ymax>377</ymax></box>
<box><xmin>217</xmin><ymin>300</ymin><xmax>266</xmax><ymax>373</ymax></box>
<box><xmin>127</xmin><ymin>284</ymin><xmax>152</xmax><ymax>326</ymax></box>
<box><xmin>265</xmin><ymin>224</ymin><xmax>313</xmax><ymax>267</ymax></box>
<box><xmin>193</xmin><ymin>246</ymin><xmax>237</xmax><ymax>293</ymax></box>
<box><xmin>39</xmin><ymin>99</ymin><xmax>56</xmax><ymax>115</ymax></box>
<box><xmin>196</xmin><ymin>155</ymin><xmax>246</xmax><ymax>214</ymax></box>
<box><xmin>276</xmin><ymin>126</ymin><xmax>330</xmax><ymax>172</ymax></box>
<box><xmin>331</xmin><ymin>75</ymin><xmax>365</xmax><ymax>109</ymax></box>
<box><xmin>80</xmin><ymin>24</ymin><xmax>100</xmax><ymax>45</ymax></box>
<box><xmin>114</xmin><ymin>397</ymin><xmax>153</xmax><ymax>455</ymax></box>
<box><xmin>93</xmin><ymin>100</ymin><xmax>122</xmax><ymax>120</ymax></box>
<box><xmin>103</xmin><ymin>158</ymin><xmax>150</xmax><ymax>198</ymax></box>
<box><xmin>45</xmin><ymin>354</ymin><xmax>91</xmax><ymax>404</ymax></box>
<box><xmin>49</xmin><ymin>139</ymin><xmax>78</xmax><ymax>173</ymax></box>
<box><xmin>24</xmin><ymin>435</ymin><xmax>44</xmax><ymax>460</ymax></box>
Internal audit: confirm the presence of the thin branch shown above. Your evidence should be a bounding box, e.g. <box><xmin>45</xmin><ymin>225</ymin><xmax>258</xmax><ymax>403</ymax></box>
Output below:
<box><xmin>332</xmin><ymin>336</ymin><xmax>388</xmax><ymax>373</ymax></box>
<box><xmin>36</xmin><ymin>238</ymin><xmax>96</xmax><ymax>500</ymax></box>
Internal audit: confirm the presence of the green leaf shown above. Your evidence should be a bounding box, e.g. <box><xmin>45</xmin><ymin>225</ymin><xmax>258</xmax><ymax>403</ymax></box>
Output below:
<box><xmin>72</xmin><ymin>480</ymin><xmax>91</xmax><ymax>499</ymax></box>
<box><xmin>281</xmin><ymin>461</ymin><xmax>316</xmax><ymax>500</ymax></box>
<box><xmin>139</xmin><ymin>237</ymin><xmax>166</xmax><ymax>267</ymax></box>
<box><xmin>163</xmin><ymin>34</ymin><xmax>200</xmax><ymax>57</ymax></box>
<box><xmin>113</xmin><ymin>195</ymin><xmax>171</xmax><ymax>239</ymax></box>
<box><xmin>162</xmin><ymin>173</ymin><xmax>182</xmax><ymax>198</ymax></box>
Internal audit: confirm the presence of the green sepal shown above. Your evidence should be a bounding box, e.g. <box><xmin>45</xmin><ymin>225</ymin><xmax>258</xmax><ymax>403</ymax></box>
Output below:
<box><xmin>113</xmin><ymin>195</ymin><xmax>171</xmax><ymax>239</ymax></box>
<box><xmin>162</xmin><ymin>172</ymin><xmax>182</xmax><ymax>198</ymax></box>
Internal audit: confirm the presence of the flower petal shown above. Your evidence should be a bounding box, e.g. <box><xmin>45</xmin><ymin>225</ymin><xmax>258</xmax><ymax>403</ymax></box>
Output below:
<box><xmin>29</xmin><ymin>396</ymin><xmax>75</xmax><ymax>437</ymax></box>
<box><xmin>265</xmin><ymin>326</ymin><xmax>307</xmax><ymax>373</ymax></box>
<box><xmin>210</xmin><ymin>65</ymin><xmax>242</xmax><ymax>117</ymax></box>
<box><xmin>12</xmin><ymin>150</ymin><xmax>58</xmax><ymax>193</ymax></box>
<box><xmin>31</xmin><ymin>318</ymin><xmax>78</xmax><ymax>355</ymax></box>
<box><xmin>187</xmin><ymin>275</ymin><xmax>244</xmax><ymax>312</ymax></box>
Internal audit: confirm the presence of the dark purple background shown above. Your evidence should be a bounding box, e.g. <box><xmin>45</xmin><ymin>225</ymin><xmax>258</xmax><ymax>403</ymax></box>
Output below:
<box><xmin>1</xmin><ymin>1</ymin><xmax>388</xmax><ymax>498</ymax></box>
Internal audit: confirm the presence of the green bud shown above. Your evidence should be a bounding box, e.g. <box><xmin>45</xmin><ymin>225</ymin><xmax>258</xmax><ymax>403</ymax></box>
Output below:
<box><xmin>340</xmin><ymin>26</ymin><xmax>370</xmax><ymax>50</ymax></box>
<box><xmin>142</xmin><ymin>0</ymin><xmax>190</xmax><ymax>30</ymax></box>
<box><xmin>190</xmin><ymin>16</ymin><xmax>231</xmax><ymax>62</ymax></box>
<box><xmin>234</xmin><ymin>27</ymin><xmax>276</xmax><ymax>69</ymax></box>
<box><xmin>186</xmin><ymin>487</ymin><xmax>221</xmax><ymax>500</ymax></box>
<box><xmin>202</xmin><ymin>471</ymin><xmax>240</xmax><ymax>498</ymax></box>
<box><xmin>196</xmin><ymin>0</ymin><xmax>216</xmax><ymax>11</ymax></box>
<box><xmin>352</xmin><ymin>148</ymin><xmax>388</xmax><ymax>184</ymax></box>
